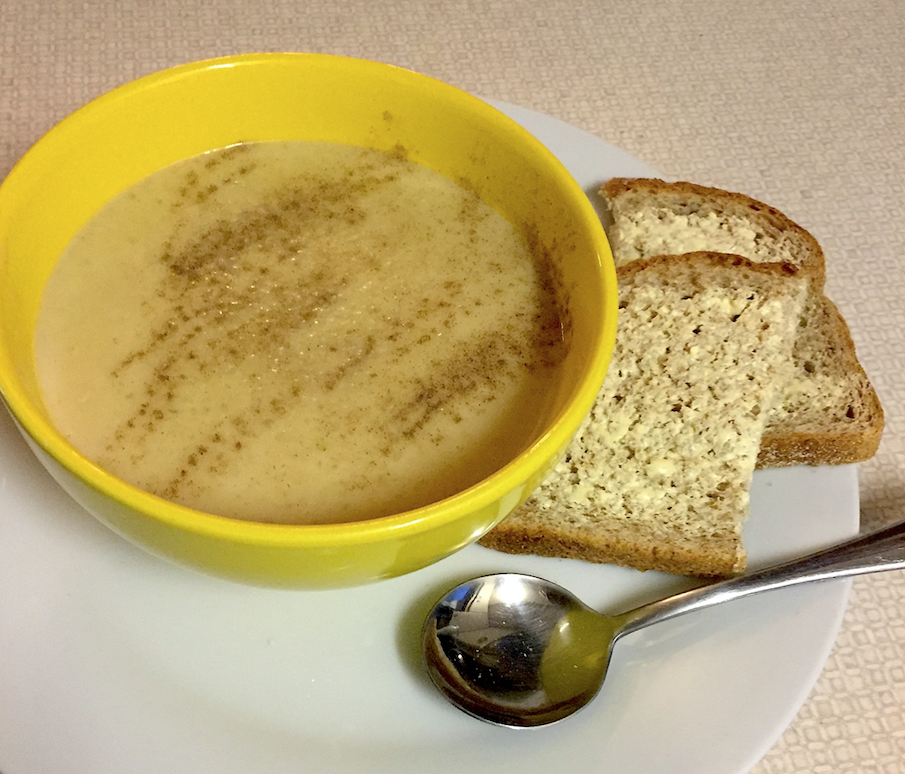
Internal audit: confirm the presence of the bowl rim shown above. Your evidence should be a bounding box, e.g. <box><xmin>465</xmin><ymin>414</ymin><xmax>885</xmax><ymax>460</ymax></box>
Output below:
<box><xmin>0</xmin><ymin>52</ymin><xmax>618</xmax><ymax>548</ymax></box>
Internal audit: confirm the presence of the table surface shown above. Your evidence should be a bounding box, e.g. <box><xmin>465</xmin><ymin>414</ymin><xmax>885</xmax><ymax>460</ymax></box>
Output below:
<box><xmin>1</xmin><ymin>2</ymin><xmax>903</xmax><ymax>772</ymax></box>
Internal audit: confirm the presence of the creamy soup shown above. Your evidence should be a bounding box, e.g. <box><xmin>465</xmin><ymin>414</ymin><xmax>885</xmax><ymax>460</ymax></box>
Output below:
<box><xmin>35</xmin><ymin>142</ymin><xmax>568</xmax><ymax>524</ymax></box>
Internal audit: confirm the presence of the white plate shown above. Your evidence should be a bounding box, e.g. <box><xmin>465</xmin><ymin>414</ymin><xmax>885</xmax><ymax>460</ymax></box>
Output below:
<box><xmin>0</xmin><ymin>102</ymin><xmax>858</xmax><ymax>774</ymax></box>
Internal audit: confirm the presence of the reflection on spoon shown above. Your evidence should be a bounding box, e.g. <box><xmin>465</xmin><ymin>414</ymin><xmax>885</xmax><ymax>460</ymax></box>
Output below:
<box><xmin>422</xmin><ymin>518</ymin><xmax>905</xmax><ymax>727</ymax></box>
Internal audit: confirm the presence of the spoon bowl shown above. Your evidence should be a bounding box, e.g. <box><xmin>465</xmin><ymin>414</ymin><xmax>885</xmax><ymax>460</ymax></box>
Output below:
<box><xmin>422</xmin><ymin>518</ymin><xmax>905</xmax><ymax>727</ymax></box>
<box><xmin>422</xmin><ymin>573</ymin><xmax>619</xmax><ymax>726</ymax></box>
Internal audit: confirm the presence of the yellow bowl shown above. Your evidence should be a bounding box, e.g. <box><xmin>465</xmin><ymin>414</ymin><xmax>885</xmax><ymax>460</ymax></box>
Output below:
<box><xmin>0</xmin><ymin>53</ymin><xmax>617</xmax><ymax>588</ymax></box>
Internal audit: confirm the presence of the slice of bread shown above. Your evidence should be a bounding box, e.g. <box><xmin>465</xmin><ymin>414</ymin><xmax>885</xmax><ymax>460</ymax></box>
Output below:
<box><xmin>601</xmin><ymin>177</ymin><xmax>826</xmax><ymax>288</ymax></box>
<box><xmin>760</xmin><ymin>292</ymin><xmax>884</xmax><ymax>466</ymax></box>
<box><xmin>600</xmin><ymin>177</ymin><xmax>883</xmax><ymax>466</ymax></box>
<box><xmin>480</xmin><ymin>253</ymin><xmax>809</xmax><ymax>577</ymax></box>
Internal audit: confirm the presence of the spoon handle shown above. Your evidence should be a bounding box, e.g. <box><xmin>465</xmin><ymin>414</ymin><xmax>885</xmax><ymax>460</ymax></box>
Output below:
<box><xmin>617</xmin><ymin>518</ymin><xmax>905</xmax><ymax>638</ymax></box>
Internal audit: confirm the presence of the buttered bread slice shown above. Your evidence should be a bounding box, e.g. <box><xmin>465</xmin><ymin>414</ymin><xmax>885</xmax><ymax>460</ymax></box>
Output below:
<box><xmin>481</xmin><ymin>253</ymin><xmax>808</xmax><ymax>577</ymax></box>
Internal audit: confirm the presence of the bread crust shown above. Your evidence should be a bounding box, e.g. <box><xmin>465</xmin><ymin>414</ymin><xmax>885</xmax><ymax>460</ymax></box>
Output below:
<box><xmin>757</xmin><ymin>424</ymin><xmax>883</xmax><ymax>467</ymax></box>
<box><xmin>616</xmin><ymin>249</ymin><xmax>803</xmax><ymax>284</ymax></box>
<box><xmin>479</xmin><ymin>521</ymin><xmax>743</xmax><ymax>577</ymax></box>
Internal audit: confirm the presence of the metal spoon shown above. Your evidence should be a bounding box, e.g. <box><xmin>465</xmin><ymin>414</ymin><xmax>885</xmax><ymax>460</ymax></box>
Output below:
<box><xmin>422</xmin><ymin>518</ymin><xmax>905</xmax><ymax>727</ymax></box>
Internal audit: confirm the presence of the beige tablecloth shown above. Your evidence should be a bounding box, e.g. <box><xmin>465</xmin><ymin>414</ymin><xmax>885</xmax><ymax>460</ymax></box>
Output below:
<box><xmin>2</xmin><ymin>1</ymin><xmax>903</xmax><ymax>772</ymax></box>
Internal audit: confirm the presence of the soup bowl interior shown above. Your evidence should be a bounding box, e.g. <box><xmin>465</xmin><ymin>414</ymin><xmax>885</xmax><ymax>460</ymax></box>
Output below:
<box><xmin>0</xmin><ymin>53</ymin><xmax>617</xmax><ymax>588</ymax></box>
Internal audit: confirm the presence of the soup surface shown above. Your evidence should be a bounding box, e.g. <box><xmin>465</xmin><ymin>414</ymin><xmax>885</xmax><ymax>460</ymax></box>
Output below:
<box><xmin>35</xmin><ymin>142</ymin><xmax>568</xmax><ymax>524</ymax></box>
